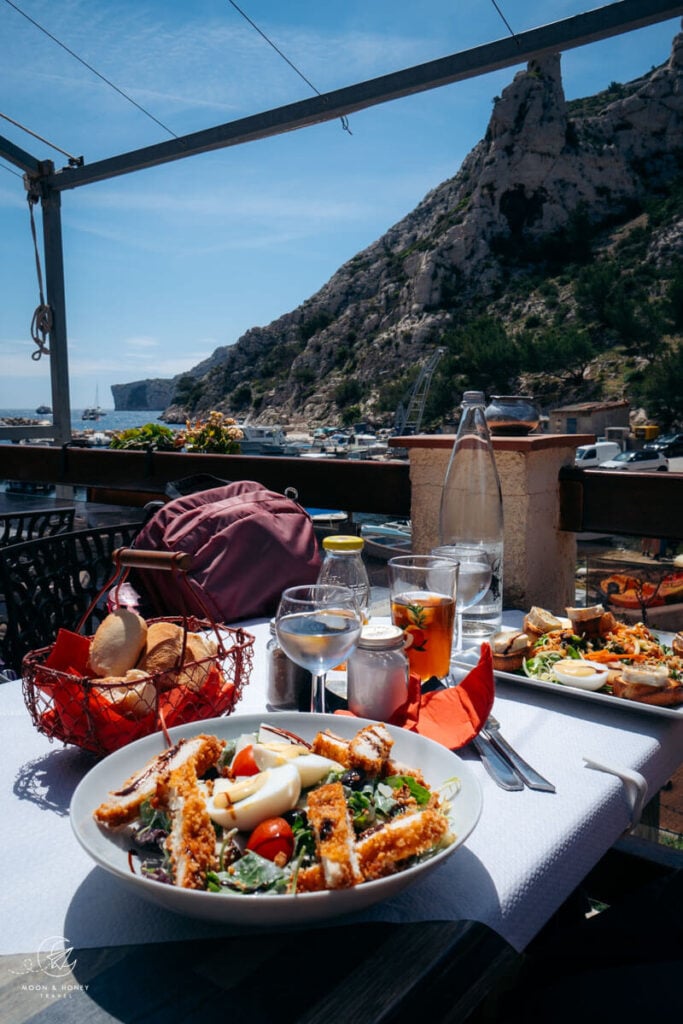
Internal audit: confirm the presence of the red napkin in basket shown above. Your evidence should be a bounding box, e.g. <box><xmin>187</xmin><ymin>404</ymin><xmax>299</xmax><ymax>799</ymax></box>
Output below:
<box><xmin>338</xmin><ymin>643</ymin><xmax>494</xmax><ymax>750</ymax></box>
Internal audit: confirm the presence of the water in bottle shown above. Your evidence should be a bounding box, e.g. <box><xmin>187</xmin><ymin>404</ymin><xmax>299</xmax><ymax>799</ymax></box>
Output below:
<box><xmin>439</xmin><ymin>391</ymin><xmax>504</xmax><ymax>637</ymax></box>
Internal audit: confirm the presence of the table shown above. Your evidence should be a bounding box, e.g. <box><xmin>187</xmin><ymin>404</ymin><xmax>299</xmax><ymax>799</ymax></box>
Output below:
<box><xmin>2</xmin><ymin>615</ymin><xmax>682</xmax><ymax>1023</ymax></box>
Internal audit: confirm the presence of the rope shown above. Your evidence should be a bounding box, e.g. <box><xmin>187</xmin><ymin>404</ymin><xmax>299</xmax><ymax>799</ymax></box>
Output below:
<box><xmin>27</xmin><ymin>195</ymin><xmax>52</xmax><ymax>360</ymax></box>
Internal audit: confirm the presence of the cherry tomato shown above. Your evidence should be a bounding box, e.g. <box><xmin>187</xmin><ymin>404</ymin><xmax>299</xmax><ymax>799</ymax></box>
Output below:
<box><xmin>246</xmin><ymin>817</ymin><xmax>295</xmax><ymax>864</ymax></box>
<box><xmin>230</xmin><ymin>744</ymin><xmax>260</xmax><ymax>777</ymax></box>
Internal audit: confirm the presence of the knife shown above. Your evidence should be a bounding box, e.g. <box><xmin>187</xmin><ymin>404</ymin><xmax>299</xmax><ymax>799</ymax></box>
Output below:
<box><xmin>483</xmin><ymin>717</ymin><xmax>556</xmax><ymax>793</ymax></box>
<box><xmin>471</xmin><ymin>733</ymin><xmax>524</xmax><ymax>790</ymax></box>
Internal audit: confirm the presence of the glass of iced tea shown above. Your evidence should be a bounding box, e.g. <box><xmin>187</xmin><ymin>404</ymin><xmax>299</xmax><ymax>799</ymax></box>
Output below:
<box><xmin>387</xmin><ymin>555</ymin><xmax>458</xmax><ymax>683</ymax></box>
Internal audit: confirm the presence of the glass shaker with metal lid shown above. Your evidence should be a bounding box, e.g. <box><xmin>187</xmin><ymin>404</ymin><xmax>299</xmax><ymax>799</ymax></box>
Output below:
<box><xmin>347</xmin><ymin>623</ymin><xmax>410</xmax><ymax>721</ymax></box>
<box><xmin>266</xmin><ymin>619</ymin><xmax>312</xmax><ymax>711</ymax></box>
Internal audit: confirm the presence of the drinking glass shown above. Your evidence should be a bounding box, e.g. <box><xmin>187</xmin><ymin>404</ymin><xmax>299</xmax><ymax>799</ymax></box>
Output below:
<box><xmin>431</xmin><ymin>544</ymin><xmax>492</xmax><ymax>655</ymax></box>
<box><xmin>275</xmin><ymin>584</ymin><xmax>363</xmax><ymax>714</ymax></box>
<box><xmin>387</xmin><ymin>555</ymin><xmax>458</xmax><ymax>684</ymax></box>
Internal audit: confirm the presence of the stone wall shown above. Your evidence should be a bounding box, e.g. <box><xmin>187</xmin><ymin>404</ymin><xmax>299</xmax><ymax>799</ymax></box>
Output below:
<box><xmin>395</xmin><ymin>433</ymin><xmax>592</xmax><ymax>613</ymax></box>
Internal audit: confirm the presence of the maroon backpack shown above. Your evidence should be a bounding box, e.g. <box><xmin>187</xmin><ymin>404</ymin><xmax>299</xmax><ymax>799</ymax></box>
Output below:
<box><xmin>132</xmin><ymin>481</ymin><xmax>321</xmax><ymax>623</ymax></box>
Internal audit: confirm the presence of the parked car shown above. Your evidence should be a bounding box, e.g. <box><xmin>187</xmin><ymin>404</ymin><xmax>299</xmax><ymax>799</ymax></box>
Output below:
<box><xmin>642</xmin><ymin>432</ymin><xmax>683</xmax><ymax>458</ymax></box>
<box><xmin>600</xmin><ymin>450</ymin><xmax>669</xmax><ymax>472</ymax></box>
<box><xmin>574</xmin><ymin>441</ymin><xmax>622</xmax><ymax>468</ymax></box>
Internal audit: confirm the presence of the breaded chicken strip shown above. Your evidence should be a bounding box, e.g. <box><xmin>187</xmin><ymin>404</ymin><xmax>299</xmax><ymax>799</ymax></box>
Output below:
<box><xmin>155</xmin><ymin>761</ymin><xmax>218</xmax><ymax>889</ymax></box>
<box><xmin>94</xmin><ymin>733</ymin><xmax>224</xmax><ymax>826</ymax></box>
<box><xmin>306</xmin><ymin>782</ymin><xmax>363</xmax><ymax>889</ymax></box>
<box><xmin>356</xmin><ymin>808</ymin><xmax>452</xmax><ymax>881</ymax></box>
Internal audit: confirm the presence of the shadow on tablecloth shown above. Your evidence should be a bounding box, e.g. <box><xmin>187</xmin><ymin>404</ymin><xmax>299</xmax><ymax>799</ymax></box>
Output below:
<box><xmin>13</xmin><ymin>745</ymin><xmax>96</xmax><ymax>816</ymax></box>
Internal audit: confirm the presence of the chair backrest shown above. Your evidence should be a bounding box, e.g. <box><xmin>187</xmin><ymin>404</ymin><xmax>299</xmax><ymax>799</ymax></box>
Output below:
<box><xmin>0</xmin><ymin>507</ymin><xmax>76</xmax><ymax>548</ymax></box>
<box><xmin>0</xmin><ymin>522</ymin><xmax>142</xmax><ymax>675</ymax></box>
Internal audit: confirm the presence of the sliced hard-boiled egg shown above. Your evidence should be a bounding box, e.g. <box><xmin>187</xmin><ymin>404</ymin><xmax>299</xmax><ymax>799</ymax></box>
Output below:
<box><xmin>252</xmin><ymin>742</ymin><xmax>342</xmax><ymax>787</ymax></box>
<box><xmin>205</xmin><ymin>763</ymin><xmax>301</xmax><ymax>832</ymax></box>
<box><xmin>551</xmin><ymin>659</ymin><xmax>609</xmax><ymax>691</ymax></box>
<box><xmin>290</xmin><ymin>752</ymin><xmax>343</xmax><ymax>787</ymax></box>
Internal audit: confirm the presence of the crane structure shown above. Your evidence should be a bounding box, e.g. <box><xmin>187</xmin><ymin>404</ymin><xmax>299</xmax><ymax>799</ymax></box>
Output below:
<box><xmin>394</xmin><ymin>347</ymin><xmax>445</xmax><ymax>435</ymax></box>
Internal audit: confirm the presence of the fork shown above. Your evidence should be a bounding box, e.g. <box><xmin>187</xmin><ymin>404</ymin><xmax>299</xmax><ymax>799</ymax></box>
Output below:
<box><xmin>482</xmin><ymin>716</ymin><xmax>556</xmax><ymax>793</ymax></box>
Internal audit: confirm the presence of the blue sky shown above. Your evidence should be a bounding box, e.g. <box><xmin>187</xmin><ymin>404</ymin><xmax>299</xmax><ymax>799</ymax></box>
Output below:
<box><xmin>1</xmin><ymin>1</ymin><xmax>681</xmax><ymax>408</ymax></box>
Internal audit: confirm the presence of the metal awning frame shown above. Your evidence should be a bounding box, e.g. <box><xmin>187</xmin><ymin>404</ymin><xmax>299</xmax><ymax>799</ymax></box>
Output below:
<box><xmin>1</xmin><ymin>0</ymin><xmax>682</xmax><ymax>445</ymax></box>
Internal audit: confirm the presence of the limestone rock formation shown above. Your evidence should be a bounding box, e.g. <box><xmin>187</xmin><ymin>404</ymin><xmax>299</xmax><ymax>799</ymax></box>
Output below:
<box><xmin>116</xmin><ymin>27</ymin><xmax>683</xmax><ymax>425</ymax></box>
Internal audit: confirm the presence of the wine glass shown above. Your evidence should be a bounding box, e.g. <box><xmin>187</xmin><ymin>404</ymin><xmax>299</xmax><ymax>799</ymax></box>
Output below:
<box><xmin>431</xmin><ymin>545</ymin><xmax>492</xmax><ymax>657</ymax></box>
<box><xmin>275</xmin><ymin>584</ymin><xmax>363</xmax><ymax>714</ymax></box>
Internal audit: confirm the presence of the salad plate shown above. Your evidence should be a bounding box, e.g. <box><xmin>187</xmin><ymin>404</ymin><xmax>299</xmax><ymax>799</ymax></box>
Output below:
<box><xmin>70</xmin><ymin>712</ymin><xmax>482</xmax><ymax>926</ymax></box>
<box><xmin>455</xmin><ymin>631</ymin><xmax>683</xmax><ymax>721</ymax></box>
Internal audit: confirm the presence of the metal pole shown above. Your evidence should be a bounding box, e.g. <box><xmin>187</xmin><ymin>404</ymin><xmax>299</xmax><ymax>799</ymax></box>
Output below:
<box><xmin>39</xmin><ymin>166</ymin><xmax>72</xmax><ymax>446</ymax></box>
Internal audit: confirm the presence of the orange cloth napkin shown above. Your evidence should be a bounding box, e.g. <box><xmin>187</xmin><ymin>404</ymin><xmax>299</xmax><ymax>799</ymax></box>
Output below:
<box><xmin>337</xmin><ymin>642</ymin><xmax>495</xmax><ymax>749</ymax></box>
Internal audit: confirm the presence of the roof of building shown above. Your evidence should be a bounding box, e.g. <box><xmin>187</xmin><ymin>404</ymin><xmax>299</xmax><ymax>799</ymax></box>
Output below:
<box><xmin>550</xmin><ymin>400</ymin><xmax>630</xmax><ymax>414</ymax></box>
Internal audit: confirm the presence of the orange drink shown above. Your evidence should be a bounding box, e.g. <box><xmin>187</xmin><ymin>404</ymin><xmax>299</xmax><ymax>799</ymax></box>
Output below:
<box><xmin>388</xmin><ymin>555</ymin><xmax>459</xmax><ymax>683</ymax></box>
<box><xmin>391</xmin><ymin>590</ymin><xmax>455</xmax><ymax>681</ymax></box>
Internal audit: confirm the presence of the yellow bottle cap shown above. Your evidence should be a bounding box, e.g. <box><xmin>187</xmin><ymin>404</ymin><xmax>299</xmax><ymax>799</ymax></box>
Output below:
<box><xmin>322</xmin><ymin>535</ymin><xmax>364</xmax><ymax>552</ymax></box>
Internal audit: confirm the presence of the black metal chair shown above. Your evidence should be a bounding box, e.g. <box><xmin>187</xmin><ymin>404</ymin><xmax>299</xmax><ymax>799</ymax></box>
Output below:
<box><xmin>0</xmin><ymin>522</ymin><xmax>143</xmax><ymax>676</ymax></box>
<box><xmin>0</xmin><ymin>507</ymin><xmax>76</xmax><ymax>548</ymax></box>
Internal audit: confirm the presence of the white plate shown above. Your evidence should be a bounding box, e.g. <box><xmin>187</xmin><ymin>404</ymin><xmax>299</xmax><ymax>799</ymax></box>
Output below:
<box><xmin>70</xmin><ymin>712</ymin><xmax>482</xmax><ymax>926</ymax></box>
<box><xmin>456</xmin><ymin>631</ymin><xmax>683</xmax><ymax>720</ymax></box>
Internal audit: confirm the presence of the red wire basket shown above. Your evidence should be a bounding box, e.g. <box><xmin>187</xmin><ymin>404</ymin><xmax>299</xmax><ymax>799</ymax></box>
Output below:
<box><xmin>22</xmin><ymin>548</ymin><xmax>255</xmax><ymax>757</ymax></box>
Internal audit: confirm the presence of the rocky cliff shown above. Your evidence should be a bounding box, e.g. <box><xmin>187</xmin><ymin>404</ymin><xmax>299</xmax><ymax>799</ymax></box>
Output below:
<box><xmin>118</xmin><ymin>27</ymin><xmax>683</xmax><ymax>426</ymax></box>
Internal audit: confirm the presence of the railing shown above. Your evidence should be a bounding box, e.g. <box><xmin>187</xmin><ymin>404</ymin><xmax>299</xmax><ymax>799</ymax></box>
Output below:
<box><xmin>0</xmin><ymin>445</ymin><xmax>411</xmax><ymax>518</ymax></box>
<box><xmin>2</xmin><ymin>443</ymin><xmax>683</xmax><ymax>541</ymax></box>
<box><xmin>558</xmin><ymin>465</ymin><xmax>683</xmax><ymax>539</ymax></box>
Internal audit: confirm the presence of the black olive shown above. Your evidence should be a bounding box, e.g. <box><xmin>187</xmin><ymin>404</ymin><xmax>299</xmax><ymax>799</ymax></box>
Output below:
<box><xmin>341</xmin><ymin>768</ymin><xmax>365</xmax><ymax>790</ymax></box>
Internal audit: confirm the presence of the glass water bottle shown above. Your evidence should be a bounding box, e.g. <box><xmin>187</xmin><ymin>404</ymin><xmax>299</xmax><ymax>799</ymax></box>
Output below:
<box><xmin>439</xmin><ymin>390</ymin><xmax>504</xmax><ymax>637</ymax></box>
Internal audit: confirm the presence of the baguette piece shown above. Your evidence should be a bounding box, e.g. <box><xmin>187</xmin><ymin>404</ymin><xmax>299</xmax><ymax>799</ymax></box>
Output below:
<box><xmin>490</xmin><ymin>630</ymin><xmax>530</xmax><ymax>672</ymax></box>
<box><xmin>611</xmin><ymin>675</ymin><xmax>683</xmax><ymax>706</ymax></box>
<box><xmin>611</xmin><ymin>664</ymin><xmax>683</xmax><ymax>706</ymax></box>
<box><xmin>523</xmin><ymin>607</ymin><xmax>564</xmax><ymax>639</ymax></box>
<box><xmin>565</xmin><ymin>604</ymin><xmax>605</xmax><ymax>638</ymax></box>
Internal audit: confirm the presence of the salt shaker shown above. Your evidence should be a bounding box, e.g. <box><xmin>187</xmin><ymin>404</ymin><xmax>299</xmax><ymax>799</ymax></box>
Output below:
<box><xmin>266</xmin><ymin>619</ymin><xmax>312</xmax><ymax>711</ymax></box>
<box><xmin>347</xmin><ymin>624</ymin><xmax>410</xmax><ymax>721</ymax></box>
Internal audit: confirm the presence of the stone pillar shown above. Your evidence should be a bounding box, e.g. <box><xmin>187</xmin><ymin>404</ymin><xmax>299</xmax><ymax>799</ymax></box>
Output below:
<box><xmin>391</xmin><ymin>433</ymin><xmax>593</xmax><ymax>613</ymax></box>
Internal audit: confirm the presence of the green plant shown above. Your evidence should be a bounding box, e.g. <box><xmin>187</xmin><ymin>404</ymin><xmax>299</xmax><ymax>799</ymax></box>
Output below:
<box><xmin>177</xmin><ymin>411</ymin><xmax>243</xmax><ymax>454</ymax></box>
<box><xmin>109</xmin><ymin>422</ymin><xmax>181</xmax><ymax>451</ymax></box>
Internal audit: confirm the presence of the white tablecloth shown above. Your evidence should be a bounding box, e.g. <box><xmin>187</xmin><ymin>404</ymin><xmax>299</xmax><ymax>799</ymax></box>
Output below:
<box><xmin>2</xmin><ymin>615</ymin><xmax>682</xmax><ymax>955</ymax></box>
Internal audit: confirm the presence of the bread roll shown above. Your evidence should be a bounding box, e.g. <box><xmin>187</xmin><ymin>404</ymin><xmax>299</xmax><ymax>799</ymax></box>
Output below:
<box><xmin>177</xmin><ymin>633</ymin><xmax>219</xmax><ymax>692</ymax></box>
<box><xmin>96</xmin><ymin>669</ymin><xmax>157</xmax><ymax>720</ymax></box>
<box><xmin>89</xmin><ymin>609</ymin><xmax>148</xmax><ymax>677</ymax></box>
<box><xmin>138</xmin><ymin>621</ymin><xmax>185</xmax><ymax>690</ymax></box>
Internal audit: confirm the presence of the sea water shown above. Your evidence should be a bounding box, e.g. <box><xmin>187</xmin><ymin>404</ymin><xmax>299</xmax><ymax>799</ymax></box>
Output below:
<box><xmin>0</xmin><ymin>409</ymin><xmax>167</xmax><ymax>434</ymax></box>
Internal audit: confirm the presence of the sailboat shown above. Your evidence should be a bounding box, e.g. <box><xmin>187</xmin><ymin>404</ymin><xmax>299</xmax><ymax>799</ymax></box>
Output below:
<box><xmin>82</xmin><ymin>385</ymin><xmax>104</xmax><ymax>421</ymax></box>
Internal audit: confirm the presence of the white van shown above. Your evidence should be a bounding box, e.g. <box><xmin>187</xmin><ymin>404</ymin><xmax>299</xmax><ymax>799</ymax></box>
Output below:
<box><xmin>574</xmin><ymin>441</ymin><xmax>622</xmax><ymax>468</ymax></box>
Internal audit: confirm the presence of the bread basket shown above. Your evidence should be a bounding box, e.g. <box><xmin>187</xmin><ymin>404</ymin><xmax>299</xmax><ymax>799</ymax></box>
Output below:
<box><xmin>22</xmin><ymin>548</ymin><xmax>254</xmax><ymax>757</ymax></box>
